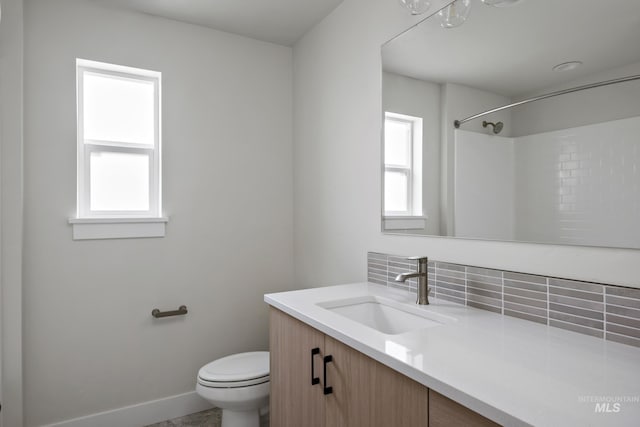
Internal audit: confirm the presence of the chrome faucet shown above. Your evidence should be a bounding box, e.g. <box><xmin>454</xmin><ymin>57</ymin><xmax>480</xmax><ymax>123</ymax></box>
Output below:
<box><xmin>395</xmin><ymin>256</ymin><xmax>431</xmax><ymax>305</ymax></box>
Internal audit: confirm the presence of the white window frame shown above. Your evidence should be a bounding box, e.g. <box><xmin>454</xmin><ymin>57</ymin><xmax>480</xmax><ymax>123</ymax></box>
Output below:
<box><xmin>383</xmin><ymin>112</ymin><xmax>423</xmax><ymax>217</ymax></box>
<box><xmin>71</xmin><ymin>59</ymin><xmax>166</xmax><ymax>240</ymax></box>
<box><xmin>76</xmin><ymin>59</ymin><xmax>162</xmax><ymax>219</ymax></box>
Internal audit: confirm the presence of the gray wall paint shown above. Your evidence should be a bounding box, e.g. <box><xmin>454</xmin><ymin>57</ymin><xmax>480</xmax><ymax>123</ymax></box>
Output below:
<box><xmin>292</xmin><ymin>0</ymin><xmax>640</xmax><ymax>290</ymax></box>
<box><xmin>23</xmin><ymin>0</ymin><xmax>293</xmax><ymax>425</ymax></box>
<box><xmin>0</xmin><ymin>0</ymin><xmax>25</xmax><ymax>425</ymax></box>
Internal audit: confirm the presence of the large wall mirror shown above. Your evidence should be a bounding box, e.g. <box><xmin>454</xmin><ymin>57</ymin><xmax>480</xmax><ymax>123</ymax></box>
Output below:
<box><xmin>381</xmin><ymin>0</ymin><xmax>640</xmax><ymax>249</ymax></box>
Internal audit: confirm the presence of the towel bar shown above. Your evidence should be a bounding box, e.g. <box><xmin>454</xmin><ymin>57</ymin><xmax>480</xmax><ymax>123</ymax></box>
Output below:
<box><xmin>152</xmin><ymin>305</ymin><xmax>188</xmax><ymax>318</ymax></box>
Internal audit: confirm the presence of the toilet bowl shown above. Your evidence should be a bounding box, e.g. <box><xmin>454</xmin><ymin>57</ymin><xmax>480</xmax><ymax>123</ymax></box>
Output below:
<box><xmin>196</xmin><ymin>351</ymin><xmax>269</xmax><ymax>427</ymax></box>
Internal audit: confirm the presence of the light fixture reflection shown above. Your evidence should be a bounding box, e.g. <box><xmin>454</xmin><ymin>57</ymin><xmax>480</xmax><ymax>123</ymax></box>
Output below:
<box><xmin>399</xmin><ymin>0</ymin><xmax>431</xmax><ymax>15</ymax></box>
<box><xmin>400</xmin><ymin>0</ymin><xmax>523</xmax><ymax>27</ymax></box>
<box><xmin>438</xmin><ymin>0</ymin><xmax>472</xmax><ymax>28</ymax></box>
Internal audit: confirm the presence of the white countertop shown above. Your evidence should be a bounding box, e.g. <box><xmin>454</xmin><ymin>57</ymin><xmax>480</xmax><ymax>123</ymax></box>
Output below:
<box><xmin>264</xmin><ymin>283</ymin><xmax>640</xmax><ymax>427</ymax></box>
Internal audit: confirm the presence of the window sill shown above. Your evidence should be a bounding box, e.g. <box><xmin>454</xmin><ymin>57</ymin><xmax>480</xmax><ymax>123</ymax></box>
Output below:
<box><xmin>383</xmin><ymin>215</ymin><xmax>427</xmax><ymax>231</ymax></box>
<box><xmin>68</xmin><ymin>217</ymin><xmax>169</xmax><ymax>240</ymax></box>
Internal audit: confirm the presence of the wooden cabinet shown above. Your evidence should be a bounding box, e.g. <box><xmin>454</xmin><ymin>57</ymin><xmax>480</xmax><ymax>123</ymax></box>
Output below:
<box><xmin>325</xmin><ymin>335</ymin><xmax>429</xmax><ymax>426</ymax></box>
<box><xmin>429</xmin><ymin>390</ymin><xmax>500</xmax><ymax>427</ymax></box>
<box><xmin>270</xmin><ymin>307</ymin><xmax>499</xmax><ymax>427</ymax></box>
<box><xmin>269</xmin><ymin>307</ymin><xmax>325</xmax><ymax>427</ymax></box>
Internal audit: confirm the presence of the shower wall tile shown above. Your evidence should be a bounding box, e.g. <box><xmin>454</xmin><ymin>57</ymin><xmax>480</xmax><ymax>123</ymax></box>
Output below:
<box><xmin>514</xmin><ymin>116</ymin><xmax>640</xmax><ymax>248</ymax></box>
<box><xmin>367</xmin><ymin>252</ymin><xmax>640</xmax><ymax>348</ymax></box>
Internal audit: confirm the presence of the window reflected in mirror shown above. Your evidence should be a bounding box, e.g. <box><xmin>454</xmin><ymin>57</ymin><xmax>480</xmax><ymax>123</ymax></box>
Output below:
<box><xmin>384</xmin><ymin>112</ymin><xmax>422</xmax><ymax>217</ymax></box>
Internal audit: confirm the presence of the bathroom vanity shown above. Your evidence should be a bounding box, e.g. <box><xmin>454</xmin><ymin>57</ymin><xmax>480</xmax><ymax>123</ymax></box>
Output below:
<box><xmin>265</xmin><ymin>283</ymin><xmax>640</xmax><ymax>427</ymax></box>
<box><xmin>269</xmin><ymin>306</ymin><xmax>495</xmax><ymax>427</ymax></box>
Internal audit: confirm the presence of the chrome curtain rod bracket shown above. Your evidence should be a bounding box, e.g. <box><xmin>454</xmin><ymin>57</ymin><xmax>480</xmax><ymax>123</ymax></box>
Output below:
<box><xmin>152</xmin><ymin>305</ymin><xmax>188</xmax><ymax>318</ymax></box>
<box><xmin>453</xmin><ymin>74</ymin><xmax>640</xmax><ymax>129</ymax></box>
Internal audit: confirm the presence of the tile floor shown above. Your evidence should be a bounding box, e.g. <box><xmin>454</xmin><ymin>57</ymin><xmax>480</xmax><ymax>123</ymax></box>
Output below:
<box><xmin>145</xmin><ymin>408</ymin><xmax>269</xmax><ymax>427</ymax></box>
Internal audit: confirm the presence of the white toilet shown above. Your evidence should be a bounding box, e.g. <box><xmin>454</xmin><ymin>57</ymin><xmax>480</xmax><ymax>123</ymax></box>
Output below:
<box><xmin>196</xmin><ymin>351</ymin><xmax>270</xmax><ymax>427</ymax></box>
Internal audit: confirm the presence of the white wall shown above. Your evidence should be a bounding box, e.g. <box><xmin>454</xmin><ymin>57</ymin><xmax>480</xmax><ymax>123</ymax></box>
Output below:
<box><xmin>454</xmin><ymin>131</ymin><xmax>514</xmax><ymax>240</ymax></box>
<box><xmin>382</xmin><ymin>71</ymin><xmax>440</xmax><ymax>235</ymax></box>
<box><xmin>0</xmin><ymin>0</ymin><xmax>25</xmax><ymax>425</ymax></box>
<box><xmin>23</xmin><ymin>0</ymin><xmax>293</xmax><ymax>425</ymax></box>
<box><xmin>292</xmin><ymin>0</ymin><xmax>640</xmax><ymax>290</ymax></box>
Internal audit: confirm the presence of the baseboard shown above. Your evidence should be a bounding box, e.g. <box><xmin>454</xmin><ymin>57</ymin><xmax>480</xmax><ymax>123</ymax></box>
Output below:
<box><xmin>42</xmin><ymin>391</ymin><xmax>214</xmax><ymax>427</ymax></box>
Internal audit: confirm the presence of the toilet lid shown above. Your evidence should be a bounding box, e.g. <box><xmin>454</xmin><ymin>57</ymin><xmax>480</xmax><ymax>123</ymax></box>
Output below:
<box><xmin>198</xmin><ymin>351</ymin><xmax>269</xmax><ymax>383</ymax></box>
<box><xmin>197</xmin><ymin>375</ymin><xmax>269</xmax><ymax>389</ymax></box>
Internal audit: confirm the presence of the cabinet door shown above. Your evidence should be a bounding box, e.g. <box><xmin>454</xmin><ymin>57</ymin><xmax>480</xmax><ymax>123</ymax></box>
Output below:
<box><xmin>269</xmin><ymin>308</ymin><xmax>325</xmax><ymax>427</ymax></box>
<box><xmin>429</xmin><ymin>390</ymin><xmax>501</xmax><ymax>427</ymax></box>
<box><xmin>325</xmin><ymin>335</ymin><xmax>429</xmax><ymax>427</ymax></box>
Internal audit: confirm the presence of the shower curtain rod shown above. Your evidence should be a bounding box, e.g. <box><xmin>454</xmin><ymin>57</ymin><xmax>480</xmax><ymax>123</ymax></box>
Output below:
<box><xmin>453</xmin><ymin>74</ymin><xmax>640</xmax><ymax>129</ymax></box>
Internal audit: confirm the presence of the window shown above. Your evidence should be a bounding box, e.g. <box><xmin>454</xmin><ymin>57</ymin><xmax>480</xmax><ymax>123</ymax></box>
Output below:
<box><xmin>384</xmin><ymin>112</ymin><xmax>423</xmax><ymax>216</ymax></box>
<box><xmin>76</xmin><ymin>59</ymin><xmax>161</xmax><ymax>218</ymax></box>
<box><xmin>71</xmin><ymin>59</ymin><xmax>165</xmax><ymax>240</ymax></box>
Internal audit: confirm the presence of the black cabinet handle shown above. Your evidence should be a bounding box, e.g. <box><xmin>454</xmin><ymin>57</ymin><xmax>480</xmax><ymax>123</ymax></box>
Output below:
<box><xmin>323</xmin><ymin>355</ymin><xmax>333</xmax><ymax>395</ymax></box>
<box><xmin>311</xmin><ymin>348</ymin><xmax>320</xmax><ymax>385</ymax></box>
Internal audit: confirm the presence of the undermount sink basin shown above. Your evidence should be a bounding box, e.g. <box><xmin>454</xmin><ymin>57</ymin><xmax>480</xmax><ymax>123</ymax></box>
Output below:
<box><xmin>317</xmin><ymin>295</ymin><xmax>452</xmax><ymax>335</ymax></box>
